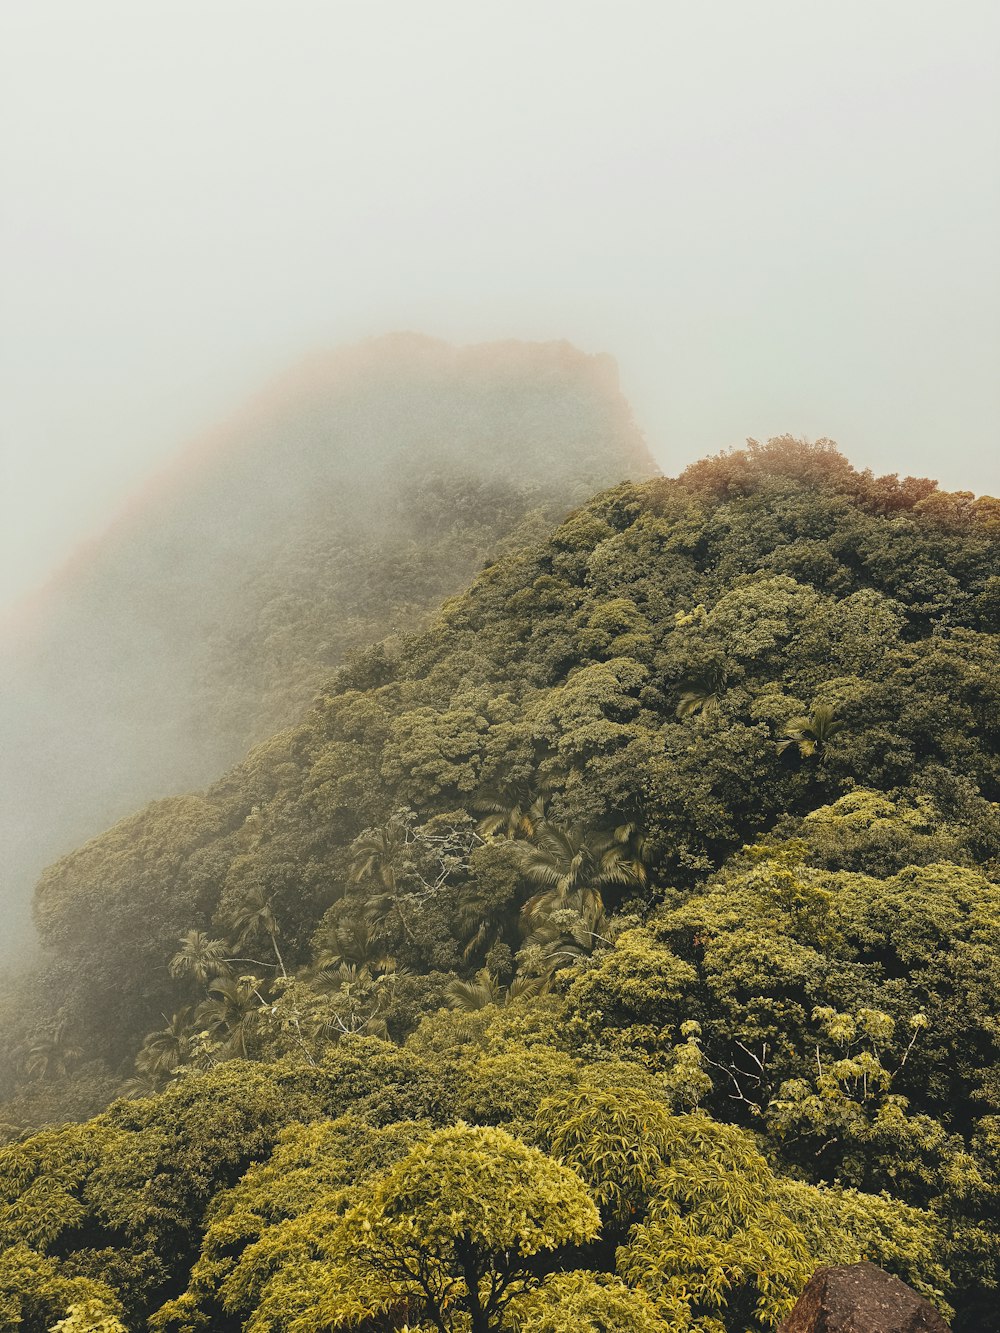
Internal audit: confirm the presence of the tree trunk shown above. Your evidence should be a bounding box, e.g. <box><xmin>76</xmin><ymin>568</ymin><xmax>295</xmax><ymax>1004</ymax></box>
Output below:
<box><xmin>457</xmin><ymin>1240</ymin><xmax>491</xmax><ymax>1333</ymax></box>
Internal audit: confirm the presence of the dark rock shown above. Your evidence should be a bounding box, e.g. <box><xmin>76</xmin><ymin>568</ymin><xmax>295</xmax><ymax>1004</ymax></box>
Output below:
<box><xmin>780</xmin><ymin>1262</ymin><xmax>951</xmax><ymax>1333</ymax></box>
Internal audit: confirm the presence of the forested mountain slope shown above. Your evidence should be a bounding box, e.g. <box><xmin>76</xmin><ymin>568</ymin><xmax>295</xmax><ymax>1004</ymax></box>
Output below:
<box><xmin>1</xmin><ymin>439</ymin><xmax>997</xmax><ymax>1332</ymax></box>
<box><xmin>0</xmin><ymin>335</ymin><xmax>653</xmax><ymax>952</ymax></box>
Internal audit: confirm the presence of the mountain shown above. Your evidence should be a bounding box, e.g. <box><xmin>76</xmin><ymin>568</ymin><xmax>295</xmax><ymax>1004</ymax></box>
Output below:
<box><xmin>0</xmin><ymin>334</ymin><xmax>655</xmax><ymax>953</ymax></box>
<box><xmin>0</xmin><ymin>437</ymin><xmax>996</xmax><ymax>1331</ymax></box>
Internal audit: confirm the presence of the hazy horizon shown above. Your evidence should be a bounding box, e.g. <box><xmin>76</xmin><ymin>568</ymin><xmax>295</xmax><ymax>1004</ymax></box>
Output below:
<box><xmin>3</xmin><ymin>0</ymin><xmax>999</xmax><ymax>614</ymax></box>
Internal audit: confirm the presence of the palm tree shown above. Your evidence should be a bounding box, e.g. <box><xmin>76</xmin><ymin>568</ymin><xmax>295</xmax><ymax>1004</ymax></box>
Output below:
<box><xmin>777</xmin><ymin>704</ymin><xmax>843</xmax><ymax>759</ymax></box>
<box><xmin>24</xmin><ymin>1018</ymin><xmax>81</xmax><ymax>1082</ymax></box>
<box><xmin>444</xmin><ymin>968</ymin><xmax>547</xmax><ymax>1012</ymax></box>
<box><xmin>135</xmin><ymin>1008</ymin><xmax>194</xmax><ymax>1078</ymax></box>
<box><xmin>311</xmin><ymin>962</ymin><xmax>401</xmax><ymax>1040</ymax></box>
<box><xmin>676</xmin><ymin>667</ymin><xmax>728</xmax><ymax>720</ymax></box>
<box><xmin>451</xmin><ymin>863</ymin><xmax>520</xmax><ymax>966</ymax></box>
<box><xmin>457</xmin><ymin>913</ymin><xmax>501</xmax><ymax>965</ymax></box>
<box><xmin>122</xmin><ymin>1011</ymin><xmax>194</xmax><ymax>1098</ymax></box>
<box><xmin>226</xmin><ymin>888</ymin><xmax>287</xmax><ymax>978</ymax></box>
<box><xmin>520</xmin><ymin>892</ymin><xmax>611</xmax><ymax>976</ymax></box>
<box><xmin>349</xmin><ymin>822</ymin><xmax>408</xmax><ymax>891</ymax></box>
<box><xmin>118</xmin><ymin>1071</ymin><xmax>163</xmax><ymax>1100</ymax></box>
<box><xmin>472</xmin><ymin>780</ymin><xmax>551</xmax><ymax>841</ymax></box>
<box><xmin>195</xmin><ymin>975</ymin><xmax>265</xmax><ymax>1060</ymax></box>
<box><xmin>314</xmin><ymin>918</ymin><xmax>396</xmax><ymax>974</ymax></box>
<box><xmin>518</xmin><ymin>820</ymin><xmax>647</xmax><ymax>925</ymax></box>
<box><xmin>168</xmin><ymin>931</ymin><xmax>232</xmax><ymax>985</ymax></box>
<box><xmin>350</xmin><ymin>819</ymin><xmax>425</xmax><ymax>946</ymax></box>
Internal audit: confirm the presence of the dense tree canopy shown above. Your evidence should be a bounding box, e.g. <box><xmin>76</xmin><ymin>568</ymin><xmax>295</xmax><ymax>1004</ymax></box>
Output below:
<box><xmin>0</xmin><ymin>438</ymin><xmax>996</xmax><ymax>1330</ymax></box>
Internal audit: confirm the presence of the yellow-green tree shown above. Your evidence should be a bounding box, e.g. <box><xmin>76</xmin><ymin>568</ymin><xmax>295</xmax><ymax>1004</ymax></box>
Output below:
<box><xmin>168</xmin><ymin>1123</ymin><xmax>599</xmax><ymax>1333</ymax></box>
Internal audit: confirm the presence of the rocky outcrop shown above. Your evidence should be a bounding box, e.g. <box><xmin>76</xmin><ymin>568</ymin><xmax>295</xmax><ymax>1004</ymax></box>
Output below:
<box><xmin>780</xmin><ymin>1263</ymin><xmax>950</xmax><ymax>1333</ymax></box>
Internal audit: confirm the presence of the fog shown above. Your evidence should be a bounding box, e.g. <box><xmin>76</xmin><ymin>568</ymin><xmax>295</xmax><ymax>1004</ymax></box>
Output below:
<box><xmin>1</xmin><ymin>0</ymin><xmax>999</xmax><ymax>960</ymax></box>
<box><xmin>2</xmin><ymin>0</ymin><xmax>998</xmax><ymax>615</ymax></box>
<box><xmin>0</xmin><ymin>334</ymin><xmax>655</xmax><ymax>960</ymax></box>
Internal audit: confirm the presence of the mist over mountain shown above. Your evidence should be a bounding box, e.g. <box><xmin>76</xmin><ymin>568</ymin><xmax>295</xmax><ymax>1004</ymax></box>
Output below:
<box><xmin>0</xmin><ymin>334</ymin><xmax>655</xmax><ymax>955</ymax></box>
<box><xmin>0</xmin><ymin>436</ymin><xmax>996</xmax><ymax>1331</ymax></box>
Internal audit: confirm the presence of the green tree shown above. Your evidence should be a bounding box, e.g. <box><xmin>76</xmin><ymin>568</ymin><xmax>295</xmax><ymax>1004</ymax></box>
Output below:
<box><xmin>194</xmin><ymin>976</ymin><xmax>265</xmax><ymax>1060</ymax></box>
<box><xmin>168</xmin><ymin>932</ymin><xmax>231</xmax><ymax>986</ymax></box>
<box><xmin>251</xmin><ymin>1124</ymin><xmax>600</xmax><ymax>1333</ymax></box>
<box><xmin>517</xmin><ymin>820</ymin><xmax>646</xmax><ymax>927</ymax></box>
<box><xmin>23</xmin><ymin>1020</ymin><xmax>80</xmax><ymax>1084</ymax></box>
<box><xmin>0</xmin><ymin>1246</ymin><xmax>124</xmax><ymax>1333</ymax></box>
<box><xmin>777</xmin><ymin>703</ymin><xmax>843</xmax><ymax>759</ymax></box>
<box><xmin>122</xmin><ymin>1008</ymin><xmax>196</xmax><ymax>1094</ymax></box>
<box><xmin>50</xmin><ymin>1300</ymin><xmax>128</xmax><ymax>1333</ymax></box>
<box><xmin>444</xmin><ymin>968</ymin><xmax>546</xmax><ymax>1012</ymax></box>
<box><xmin>473</xmin><ymin>780</ymin><xmax>551</xmax><ymax>841</ymax></box>
<box><xmin>510</xmin><ymin>1271</ymin><xmax>667</xmax><ymax>1331</ymax></box>
<box><xmin>225</xmin><ymin>888</ymin><xmax>287</xmax><ymax>979</ymax></box>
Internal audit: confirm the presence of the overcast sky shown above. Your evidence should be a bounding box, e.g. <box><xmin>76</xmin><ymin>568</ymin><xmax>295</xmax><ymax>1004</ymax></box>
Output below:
<box><xmin>2</xmin><ymin>0</ymin><xmax>998</xmax><ymax>613</ymax></box>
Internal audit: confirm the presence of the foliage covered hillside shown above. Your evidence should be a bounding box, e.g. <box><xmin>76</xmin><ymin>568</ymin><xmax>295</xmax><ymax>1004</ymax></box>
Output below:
<box><xmin>1</xmin><ymin>438</ymin><xmax>998</xmax><ymax>1331</ymax></box>
<box><xmin>0</xmin><ymin>334</ymin><xmax>651</xmax><ymax>952</ymax></box>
